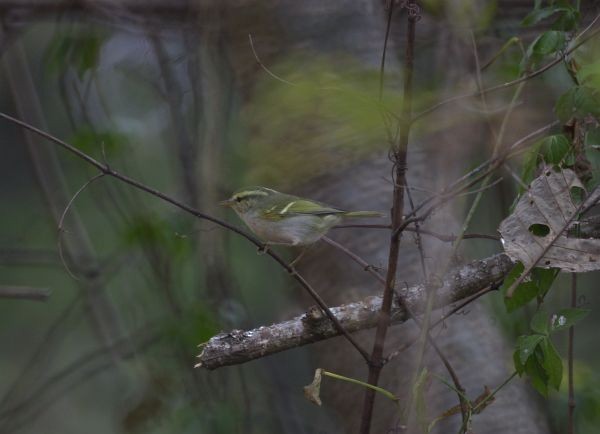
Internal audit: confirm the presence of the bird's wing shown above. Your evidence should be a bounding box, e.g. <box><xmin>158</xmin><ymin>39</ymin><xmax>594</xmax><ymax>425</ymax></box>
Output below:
<box><xmin>261</xmin><ymin>199</ymin><xmax>345</xmax><ymax>220</ymax></box>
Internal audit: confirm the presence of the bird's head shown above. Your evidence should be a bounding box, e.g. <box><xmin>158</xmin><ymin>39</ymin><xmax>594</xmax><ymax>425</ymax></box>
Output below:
<box><xmin>220</xmin><ymin>186</ymin><xmax>277</xmax><ymax>215</ymax></box>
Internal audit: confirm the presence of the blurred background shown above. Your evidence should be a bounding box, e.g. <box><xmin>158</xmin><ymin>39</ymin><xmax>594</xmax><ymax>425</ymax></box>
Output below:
<box><xmin>0</xmin><ymin>1</ymin><xmax>599</xmax><ymax>433</ymax></box>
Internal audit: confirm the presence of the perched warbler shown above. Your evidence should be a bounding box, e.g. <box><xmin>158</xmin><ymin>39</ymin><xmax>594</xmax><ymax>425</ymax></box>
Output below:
<box><xmin>220</xmin><ymin>186</ymin><xmax>384</xmax><ymax>246</ymax></box>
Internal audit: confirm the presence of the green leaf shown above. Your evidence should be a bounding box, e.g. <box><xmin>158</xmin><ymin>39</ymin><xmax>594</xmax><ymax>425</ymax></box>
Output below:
<box><xmin>521</xmin><ymin>31</ymin><xmax>566</xmax><ymax>73</ymax></box>
<box><xmin>531</xmin><ymin>310</ymin><xmax>549</xmax><ymax>335</ymax></box>
<box><xmin>505</xmin><ymin>281</ymin><xmax>539</xmax><ymax>312</ymax></box>
<box><xmin>542</xmin><ymin>134</ymin><xmax>571</xmax><ymax>164</ymax></box>
<box><xmin>540</xmin><ymin>339</ymin><xmax>563</xmax><ymax>390</ymax></box>
<box><xmin>550</xmin><ymin>308</ymin><xmax>591</xmax><ymax>332</ymax></box>
<box><xmin>521</xmin><ymin>142</ymin><xmax>544</xmax><ymax>187</ymax></box>
<box><xmin>526</xmin><ymin>348</ymin><xmax>549</xmax><ymax>396</ymax></box>
<box><xmin>517</xmin><ymin>334</ymin><xmax>545</xmax><ymax>365</ymax></box>
<box><xmin>123</xmin><ymin>216</ymin><xmax>190</xmax><ymax>259</ymax></box>
<box><xmin>555</xmin><ymin>86</ymin><xmax>600</xmax><ymax>123</ymax></box>
<box><xmin>520</xmin><ymin>135</ymin><xmax>572</xmax><ymax>187</ymax></box>
<box><xmin>586</xmin><ymin>128</ymin><xmax>600</xmax><ymax>148</ymax></box>
<box><xmin>521</xmin><ymin>5</ymin><xmax>579</xmax><ymax>31</ymax></box>
<box><xmin>502</xmin><ymin>263</ymin><xmax>555</xmax><ymax>312</ymax></box>
<box><xmin>577</xmin><ymin>59</ymin><xmax>600</xmax><ymax>90</ymax></box>
<box><xmin>70</xmin><ymin>125</ymin><xmax>128</xmax><ymax>154</ymax></box>
<box><xmin>552</xmin><ymin>8</ymin><xmax>580</xmax><ymax>32</ymax></box>
<box><xmin>44</xmin><ymin>30</ymin><xmax>107</xmax><ymax>78</ymax></box>
<box><xmin>521</xmin><ymin>7</ymin><xmax>568</xmax><ymax>27</ymax></box>
<box><xmin>533</xmin><ymin>31</ymin><xmax>566</xmax><ymax>56</ymax></box>
<box><xmin>531</xmin><ymin>267</ymin><xmax>559</xmax><ymax>296</ymax></box>
<box><xmin>513</xmin><ymin>349</ymin><xmax>525</xmax><ymax>375</ymax></box>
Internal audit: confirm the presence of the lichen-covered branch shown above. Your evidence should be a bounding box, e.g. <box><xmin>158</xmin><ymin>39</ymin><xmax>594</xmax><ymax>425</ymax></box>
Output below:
<box><xmin>196</xmin><ymin>253</ymin><xmax>514</xmax><ymax>370</ymax></box>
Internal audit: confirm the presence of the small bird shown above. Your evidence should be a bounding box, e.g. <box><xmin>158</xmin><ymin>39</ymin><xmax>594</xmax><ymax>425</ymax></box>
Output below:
<box><xmin>220</xmin><ymin>186</ymin><xmax>384</xmax><ymax>247</ymax></box>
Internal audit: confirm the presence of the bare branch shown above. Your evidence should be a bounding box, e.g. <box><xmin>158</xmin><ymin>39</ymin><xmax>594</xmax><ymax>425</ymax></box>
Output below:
<box><xmin>57</xmin><ymin>173</ymin><xmax>105</xmax><ymax>281</ymax></box>
<box><xmin>0</xmin><ymin>286</ymin><xmax>50</xmax><ymax>301</ymax></box>
<box><xmin>196</xmin><ymin>253</ymin><xmax>513</xmax><ymax>370</ymax></box>
<box><xmin>0</xmin><ymin>111</ymin><xmax>370</xmax><ymax>362</ymax></box>
<box><xmin>413</xmin><ymin>14</ymin><xmax>600</xmax><ymax>122</ymax></box>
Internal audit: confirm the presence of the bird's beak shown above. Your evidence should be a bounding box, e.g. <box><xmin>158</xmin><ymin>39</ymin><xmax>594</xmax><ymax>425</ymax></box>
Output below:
<box><xmin>219</xmin><ymin>198</ymin><xmax>234</xmax><ymax>207</ymax></box>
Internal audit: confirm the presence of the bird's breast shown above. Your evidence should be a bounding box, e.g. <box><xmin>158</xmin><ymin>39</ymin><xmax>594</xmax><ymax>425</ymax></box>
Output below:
<box><xmin>241</xmin><ymin>213</ymin><xmax>341</xmax><ymax>245</ymax></box>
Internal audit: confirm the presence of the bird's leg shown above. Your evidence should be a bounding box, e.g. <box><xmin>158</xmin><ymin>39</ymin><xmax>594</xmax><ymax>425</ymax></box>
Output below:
<box><xmin>289</xmin><ymin>246</ymin><xmax>309</xmax><ymax>268</ymax></box>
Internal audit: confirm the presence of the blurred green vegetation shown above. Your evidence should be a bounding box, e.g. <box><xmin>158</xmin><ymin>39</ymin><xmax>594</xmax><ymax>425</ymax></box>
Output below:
<box><xmin>1</xmin><ymin>1</ymin><xmax>599</xmax><ymax>433</ymax></box>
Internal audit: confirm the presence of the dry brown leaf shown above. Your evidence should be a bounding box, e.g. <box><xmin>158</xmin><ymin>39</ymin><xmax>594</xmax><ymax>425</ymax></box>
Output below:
<box><xmin>499</xmin><ymin>167</ymin><xmax>600</xmax><ymax>273</ymax></box>
<box><xmin>303</xmin><ymin>368</ymin><xmax>323</xmax><ymax>406</ymax></box>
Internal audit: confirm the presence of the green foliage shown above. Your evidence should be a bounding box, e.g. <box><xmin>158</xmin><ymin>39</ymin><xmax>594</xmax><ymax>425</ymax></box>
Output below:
<box><xmin>521</xmin><ymin>31</ymin><xmax>566</xmax><ymax>72</ymax></box>
<box><xmin>541</xmin><ymin>339</ymin><xmax>563</xmax><ymax>390</ymax></box>
<box><xmin>516</xmin><ymin>334</ymin><xmax>545</xmax><ymax>365</ymax></box>
<box><xmin>242</xmin><ymin>55</ymin><xmax>404</xmax><ymax>186</ymax></box>
<box><xmin>413</xmin><ymin>367</ymin><xmax>430</xmax><ymax>433</ymax></box>
<box><xmin>556</xmin><ymin>366</ymin><xmax>600</xmax><ymax>432</ymax></box>
<box><xmin>549</xmin><ymin>308</ymin><xmax>591</xmax><ymax>332</ymax></box>
<box><xmin>501</xmin><ymin>263</ymin><xmax>558</xmax><ymax>312</ymax></box>
<box><xmin>123</xmin><ymin>215</ymin><xmax>190</xmax><ymax>260</ymax></box>
<box><xmin>555</xmin><ymin>86</ymin><xmax>600</xmax><ymax>123</ymax></box>
<box><xmin>69</xmin><ymin>124</ymin><xmax>128</xmax><ymax>154</ymax></box>
<box><xmin>520</xmin><ymin>134</ymin><xmax>574</xmax><ymax>188</ymax></box>
<box><xmin>530</xmin><ymin>309</ymin><xmax>549</xmax><ymax>335</ymax></box>
<box><xmin>45</xmin><ymin>28</ymin><xmax>107</xmax><ymax>78</ymax></box>
<box><xmin>582</xmin><ymin>127</ymin><xmax>600</xmax><ymax>187</ymax></box>
<box><xmin>514</xmin><ymin>334</ymin><xmax>553</xmax><ymax>396</ymax></box>
<box><xmin>514</xmin><ymin>306</ymin><xmax>589</xmax><ymax>396</ymax></box>
<box><xmin>163</xmin><ymin>304</ymin><xmax>219</xmax><ymax>350</ymax></box>
<box><xmin>521</xmin><ymin>3</ymin><xmax>579</xmax><ymax>31</ymax></box>
<box><xmin>576</xmin><ymin>59</ymin><xmax>600</xmax><ymax>90</ymax></box>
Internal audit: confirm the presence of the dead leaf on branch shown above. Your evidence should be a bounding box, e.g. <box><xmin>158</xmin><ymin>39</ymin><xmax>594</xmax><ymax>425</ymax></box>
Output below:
<box><xmin>303</xmin><ymin>368</ymin><xmax>323</xmax><ymax>406</ymax></box>
<box><xmin>499</xmin><ymin>167</ymin><xmax>600</xmax><ymax>273</ymax></box>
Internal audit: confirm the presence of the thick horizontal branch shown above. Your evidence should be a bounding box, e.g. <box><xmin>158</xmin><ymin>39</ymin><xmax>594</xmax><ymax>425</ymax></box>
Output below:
<box><xmin>196</xmin><ymin>253</ymin><xmax>514</xmax><ymax>370</ymax></box>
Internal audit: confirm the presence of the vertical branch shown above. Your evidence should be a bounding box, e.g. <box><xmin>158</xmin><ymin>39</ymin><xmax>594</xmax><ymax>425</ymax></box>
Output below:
<box><xmin>360</xmin><ymin>3</ymin><xmax>417</xmax><ymax>433</ymax></box>
<box><xmin>378</xmin><ymin>2</ymin><xmax>394</xmax><ymax>101</ymax></box>
<box><xmin>567</xmin><ymin>273</ymin><xmax>576</xmax><ymax>434</ymax></box>
<box><xmin>0</xmin><ymin>33</ymin><xmax>128</xmax><ymax>432</ymax></box>
<box><xmin>147</xmin><ymin>26</ymin><xmax>199</xmax><ymax>208</ymax></box>
<box><xmin>0</xmin><ymin>32</ymin><xmax>126</xmax><ymax>356</ymax></box>
<box><xmin>404</xmin><ymin>183</ymin><xmax>470</xmax><ymax>429</ymax></box>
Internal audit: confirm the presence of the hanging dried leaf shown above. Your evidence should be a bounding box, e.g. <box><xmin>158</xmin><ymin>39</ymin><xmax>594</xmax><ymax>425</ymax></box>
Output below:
<box><xmin>303</xmin><ymin>368</ymin><xmax>323</xmax><ymax>406</ymax></box>
<box><xmin>499</xmin><ymin>167</ymin><xmax>600</xmax><ymax>273</ymax></box>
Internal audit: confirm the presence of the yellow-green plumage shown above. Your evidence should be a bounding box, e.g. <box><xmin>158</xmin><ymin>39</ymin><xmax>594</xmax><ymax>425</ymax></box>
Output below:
<box><xmin>220</xmin><ymin>187</ymin><xmax>383</xmax><ymax>246</ymax></box>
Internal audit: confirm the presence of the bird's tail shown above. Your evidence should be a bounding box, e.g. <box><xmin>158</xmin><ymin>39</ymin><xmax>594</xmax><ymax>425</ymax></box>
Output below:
<box><xmin>343</xmin><ymin>211</ymin><xmax>385</xmax><ymax>218</ymax></box>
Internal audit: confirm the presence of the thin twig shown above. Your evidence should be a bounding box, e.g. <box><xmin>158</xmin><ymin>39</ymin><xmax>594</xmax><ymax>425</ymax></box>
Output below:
<box><xmin>360</xmin><ymin>3</ymin><xmax>417</xmax><ymax>432</ymax></box>
<box><xmin>0</xmin><ymin>110</ymin><xmax>370</xmax><ymax>363</ymax></box>
<box><xmin>57</xmin><ymin>173</ymin><xmax>105</xmax><ymax>281</ymax></box>
<box><xmin>248</xmin><ymin>34</ymin><xmax>297</xmax><ymax>87</ymax></box>
<box><xmin>378</xmin><ymin>1</ymin><xmax>394</xmax><ymax>101</ymax></box>
<box><xmin>247</xmin><ymin>34</ymin><xmax>401</xmax><ymax>123</ymax></box>
<box><xmin>321</xmin><ymin>236</ymin><xmax>386</xmax><ymax>284</ymax></box>
<box><xmin>383</xmin><ymin>284</ymin><xmax>497</xmax><ymax>364</ymax></box>
<box><xmin>471</xmin><ymin>371</ymin><xmax>518</xmax><ymax>413</ymax></box>
<box><xmin>412</xmin><ymin>15</ymin><xmax>600</xmax><ymax>122</ymax></box>
<box><xmin>393</xmin><ymin>122</ymin><xmax>557</xmax><ymax>238</ymax></box>
<box><xmin>0</xmin><ymin>286</ymin><xmax>51</xmax><ymax>301</ymax></box>
<box><xmin>506</xmin><ymin>186</ymin><xmax>599</xmax><ymax>297</ymax></box>
<box><xmin>568</xmin><ymin>273</ymin><xmax>576</xmax><ymax>434</ymax></box>
<box><xmin>404</xmin><ymin>180</ymin><xmax>470</xmax><ymax>428</ymax></box>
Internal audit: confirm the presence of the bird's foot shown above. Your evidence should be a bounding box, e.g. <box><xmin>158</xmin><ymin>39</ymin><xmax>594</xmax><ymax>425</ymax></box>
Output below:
<box><xmin>257</xmin><ymin>243</ymin><xmax>270</xmax><ymax>255</ymax></box>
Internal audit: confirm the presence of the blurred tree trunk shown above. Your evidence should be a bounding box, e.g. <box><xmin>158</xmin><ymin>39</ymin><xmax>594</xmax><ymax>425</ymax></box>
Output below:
<box><xmin>285</xmin><ymin>2</ymin><xmax>551</xmax><ymax>433</ymax></box>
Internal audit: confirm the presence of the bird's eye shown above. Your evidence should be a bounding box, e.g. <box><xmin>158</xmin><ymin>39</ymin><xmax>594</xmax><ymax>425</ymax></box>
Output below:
<box><xmin>235</xmin><ymin>197</ymin><xmax>242</xmax><ymax>202</ymax></box>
